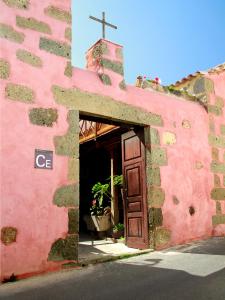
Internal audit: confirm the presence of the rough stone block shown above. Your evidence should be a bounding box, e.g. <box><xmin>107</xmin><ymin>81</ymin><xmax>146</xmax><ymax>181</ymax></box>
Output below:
<box><xmin>148</xmin><ymin>187</ymin><xmax>165</xmax><ymax>207</ymax></box>
<box><xmin>148</xmin><ymin>166</ymin><xmax>161</xmax><ymax>186</ymax></box>
<box><xmin>214</xmin><ymin>174</ymin><xmax>221</xmax><ymax>187</ymax></box>
<box><xmin>208</xmin><ymin>105</ymin><xmax>222</xmax><ymax>116</ymax></box>
<box><xmin>0</xmin><ymin>58</ymin><xmax>10</xmax><ymax>79</ymax></box>
<box><xmin>220</xmin><ymin>125</ymin><xmax>225</xmax><ymax>135</ymax></box>
<box><xmin>16</xmin><ymin>16</ymin><xmax>51</xmax><ymax>34</ymax></box>
<box><xmin>2</xmin><ymin>0</ymin><xmax>29</xmax><ymax>9</ymax></box>
<box><xmin>192</xmin><ymin>76</ymin><xmax>214</xmax><ymax>97</ymax></box>
<box><xmin>115</xmin><ymin>48</ymin><xmax>123</xmax><ymax>60</ymax></box>
<box><xmin>44</xmin><ymin>6</ymin><xmax>72</xmax><ymax>24</ymax></box>
<box><xmin>48</xmin><ymin>235</ymin><xmax>78</xmax><ymax>261</ymax></box>
<box><xmin>51</xmin><ymin>85</ymin><xmax>163</xmax><ymax>127</ymax></box>
<box><xmin>99</xmin><ymin>73</ymin><xmax>111</xmax><ymax>85</ymax></box>
<box><xmin>64</xmin><ymin>61</ymin><xmax>72</xmax><ymax>77</ymax></box>
<box><xmin>162</xmin><ymin>131</ymin><xmax>176</xmax><ymax>145</ymax></box>
<box><xmin>209</xmin><ymin>135</ymin><xmax>225</xmax><ymax>148</ymax></box>
<box><xmin>29</xmin><ymin>108</ymin><xmax>58</xmax><ymax>127</ymax></box>
<box><xmin>204</xmin><ymin>78</ymin><xmax>215</xmax><ymax>93</ymax></box>
<box><xmin>212</xmin><ymin>148</ymin><xmax>219</xmax><ymax>161</ymax></box>
<box><xmin>211</xmin><ymin>188</ymin><xmax>225</xmax><ymax>200</ymax></box>
<box><xmin>68</xmin><ymin>157</ymin><xmax>79</xmax><ymax>181</ymax></box>
<box><xmin>16</xmin><ymin>49</ymin><xmax>42</xmax><ymax>67</ymax></box>
<box><xmin>92</xmin><ymin>42</ymin><xmax>108</xmax><ymax>59</ymax></box>
<box><xmin>148</xmin><ymin>113</ymin><xmax>163</xmax><ymax>127</ymax></box>
<box><xmin>119</xmin><ymin>80</ymin><xmax>126</xmax><ymax>90</ymax></box>
<box><xmin>39</xmin><ymin>37</ymin><xmax>71</xmax><ymax>59</ymax></box>
<box><xmin>212</xmin><ymin>214</ymin><xmax>225</xmax><ymax>225</ymax></box>
<box><xmin>54</xmin><ymin>110</ymin><xmax>79</xmax><ymax>156</ymax></box>
<box><xmin>100</xmin><ymin>58</ymin><xmax>124</xmax><ymax>76</ymax></box>
<box><xmin>155</xmin><ymin>227</ymin><xmax>171</xmax><ymax>248</ymax></box>
<box><xmin>68</xmin><ymin>209</ymin><xmax>79</xmax><ymax>234</ymax></box>
<box><xmin>151</xmin><ymin>147</ymin><xmax>167</xmax><ymax>166</ymax></box>
<box><xmin>150</xmin><ymin>128</ymin><xmax>160</xmax><ymax>145</ymax></box>
<box><xmin>149</xmin><ymin>207</ymin><xmax>163</xmax><ymax>228</ymax></box>
<box><xmin>0</xmin><ymin>23</ymin><xmax>24</xmax><ymax>43</ymax></box>
<box><xmin>215</xmin><ymin>96</ymin><xmax>224</xmax><ymax>108</ymax></box>
<box><xmin>211</xmin><ymin>161</ymin><xmax>225</xmax><ymax>174</ymax></box>
<box><xmin>65</xmin><ymin>27</ymin><xmax>71</xmax><ymax>41</ymax></box>
<box><xmin>53</xmin><ymin>184</ymin><xmax>79</xmax><ymax>207</ymax></box>
<box><xmin>149</xmin><ymin>231</ymin><xmax>155</xmax><ymax>249</ymax></box>
<box><xmin>1</xmin><ymin>227</ymin><xmax>17</xmax><ymax>245</ymax></box>
<box><xmin>54</xmin><ymin>133</ymin><xmax>79</xmax><ymax>157</ymax></box>
<box><xmin>216</xmin><ymin>201</ymin><xmax>222</xmax><ymax>214</ymax></box>
<box><xmin>5</xmin><ymin>83</ymin><xmax>34</xmax><ymax>103</ymax></box>
<box><xmin>143</xmin><ymin>129</ymin><xmax>153</xmax><ymax>150</ymax></box>
<box><xmin>67</xmin><ymin>110</ymin><xmax>80</xmax><ymax>133</ymax></box>
<box><xmin>193</xmin><ymin>77</ymin><xmax>205</xmax><ymax>94</ymax></box>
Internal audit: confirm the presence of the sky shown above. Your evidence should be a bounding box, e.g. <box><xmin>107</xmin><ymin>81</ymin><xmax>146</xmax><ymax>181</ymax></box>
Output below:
<box><xmin>72</xmin><ymin>0</ymin><xmax>225</xmax><ymax>86</ymax></box>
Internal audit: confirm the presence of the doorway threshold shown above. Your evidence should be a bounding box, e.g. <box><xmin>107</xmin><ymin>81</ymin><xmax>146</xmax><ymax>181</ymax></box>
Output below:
<box><xmin>78</xmin><ymin>234</ymin><xmax>153</xmax><ymax>266</ymax></box>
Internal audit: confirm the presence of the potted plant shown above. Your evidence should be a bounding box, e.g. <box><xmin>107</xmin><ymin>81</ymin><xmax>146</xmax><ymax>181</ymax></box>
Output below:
<box><xmin>112</xmin><ymin>223</ymin><xmax>124</xmax><ymax>239</ymax></box>
<box><xmin>84</xmin><ymin>175</ymin><xmax>123</xmax><ymax>232</ymax></box>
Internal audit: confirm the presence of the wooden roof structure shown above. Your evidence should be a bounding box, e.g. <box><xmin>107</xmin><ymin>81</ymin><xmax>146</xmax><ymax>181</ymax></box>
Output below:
<box><xmin>79</xmin><ymin>120</ymin><xmax>118</xmax><ymax>143</ymax></box>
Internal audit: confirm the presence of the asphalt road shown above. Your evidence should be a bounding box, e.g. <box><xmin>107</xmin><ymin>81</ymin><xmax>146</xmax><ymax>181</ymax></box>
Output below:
<box><xmin>0</xmin><ymin>237</ymin><xmax>225</xmax><ymax>300</ymax></box>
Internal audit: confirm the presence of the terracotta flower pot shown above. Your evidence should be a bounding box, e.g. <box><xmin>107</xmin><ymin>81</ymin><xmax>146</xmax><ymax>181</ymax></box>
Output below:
<box><xmin>112</xmin><ymin>229</ymin><xmax>124</xmax><ymax>239</ymax></box>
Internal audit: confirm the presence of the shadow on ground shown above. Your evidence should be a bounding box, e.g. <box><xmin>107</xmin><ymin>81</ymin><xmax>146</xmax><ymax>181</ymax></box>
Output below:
<box><xmin>0</xmin><ymin>257</ymin><xmax>225</xmax><ymax>300</ymax></box>
<box><xmin>1</xmin><ymin>237</ymin><xmax>225</xmax><ymax>300</ymax></box>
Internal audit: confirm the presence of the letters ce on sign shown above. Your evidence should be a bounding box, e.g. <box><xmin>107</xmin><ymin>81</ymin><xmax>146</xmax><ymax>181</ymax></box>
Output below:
<box><xmin>35</xmin><ymin>149</ymin><xmax>53</xmax><ymax>170</ymax></box>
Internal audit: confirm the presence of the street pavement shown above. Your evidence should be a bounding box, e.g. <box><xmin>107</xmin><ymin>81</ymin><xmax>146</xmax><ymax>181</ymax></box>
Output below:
<box><xmin>0</xmin><ymin>237</ymin><xmax>225</xmax><ymax>300</ymax></box>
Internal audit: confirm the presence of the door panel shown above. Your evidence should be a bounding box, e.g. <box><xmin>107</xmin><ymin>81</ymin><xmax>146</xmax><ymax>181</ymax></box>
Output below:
<box><xmin>126</xmin><ymin>166</ymin><xmax>141</xmax><ymax>197</ymax></box>
<box><xmin>127</xmin><ymin>202</ymin><xmax>141</xmax><ymax>212</ymax></box>
<box><xmin>124</xmin><ymin>135</ymin><xmax>141</xmax><ymax>161</ymax></box>
<box><xmin>128</xmin><ymin>218</ymin><xmax>142</xmax><ymax>237</ymax></box>
<box><xmin>122</xmin><ymin>129</ymin><xmax>149</xmax><ymax>249</ymax></box>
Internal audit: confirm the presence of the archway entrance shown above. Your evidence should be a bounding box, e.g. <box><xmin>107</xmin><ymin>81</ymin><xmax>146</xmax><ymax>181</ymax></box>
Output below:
<box><xmin>78</xmin><ymin>115</ymin><xmax>149</xmax><ymax>260</ymax></box>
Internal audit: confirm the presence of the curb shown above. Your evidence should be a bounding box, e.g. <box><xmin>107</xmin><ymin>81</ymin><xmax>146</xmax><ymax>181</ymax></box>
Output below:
<box><xmin>62</xmin><ymin>248</ymin><xmax>154</xmax><ymax>269</ymax></box>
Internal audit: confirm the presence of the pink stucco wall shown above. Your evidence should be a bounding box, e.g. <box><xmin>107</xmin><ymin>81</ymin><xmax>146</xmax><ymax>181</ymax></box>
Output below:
<box><xmin>0</xmin><ymin>0</ymin><xmax>223</xmax><ymax>280</ymax></box>
<box><xmin>0</xmin><ymin>0</ymin><xmax>73</xmax><ymax>280</ymax></box>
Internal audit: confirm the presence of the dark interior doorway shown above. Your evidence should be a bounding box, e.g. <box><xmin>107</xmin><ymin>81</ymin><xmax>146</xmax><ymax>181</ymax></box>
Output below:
<box><xmin>79</xmin><ymin>122</ymin><xmax>127</xmax><ymax>238</ymax></box>
<box><xmin>79</xmin><ymin>116</ymin><xmax>149</xmax><ymax>254</ymax></box>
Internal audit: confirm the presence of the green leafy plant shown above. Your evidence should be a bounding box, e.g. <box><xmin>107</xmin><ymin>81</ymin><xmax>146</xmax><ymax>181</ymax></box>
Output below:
<box><xmin>90</xmin><ymin>175</ymin><xmax>123</xmax><ymax>216</ymax></box>
<box><xmin>111</xmin><ymin>174</ymin><xmax>123</xmax><ymax>186</ymax></box>
<box><xmin>113</xmin><ymin>223</ymin><xmax>124</xmax><ymax>232</ymax></box>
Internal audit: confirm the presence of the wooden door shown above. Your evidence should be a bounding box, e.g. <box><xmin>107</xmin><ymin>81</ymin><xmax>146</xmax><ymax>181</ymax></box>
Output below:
<box><xmin>121</xmin><ymin>129</ymin><xmax>149</xmax><ymax>249</ymax></box>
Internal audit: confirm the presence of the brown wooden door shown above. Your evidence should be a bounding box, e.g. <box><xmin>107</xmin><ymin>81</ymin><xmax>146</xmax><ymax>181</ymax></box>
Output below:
<box><xmin>121</xmin><ymin>129</ymin><xmax>149</xmax><ymax>249</ymax></box>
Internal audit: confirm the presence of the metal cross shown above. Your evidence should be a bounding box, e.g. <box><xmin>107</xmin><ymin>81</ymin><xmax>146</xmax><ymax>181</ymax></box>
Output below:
<box><xmin>89</xmin><ymin>12</ymin><xmax>117</xmax><ymax>39</ymax></box>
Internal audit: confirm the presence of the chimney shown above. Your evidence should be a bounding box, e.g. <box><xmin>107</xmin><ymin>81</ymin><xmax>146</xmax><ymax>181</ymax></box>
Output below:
<box><xmin>86</xmin><ymin>39</ymin><xmax>125</xmax><ymax>90</ymax></box>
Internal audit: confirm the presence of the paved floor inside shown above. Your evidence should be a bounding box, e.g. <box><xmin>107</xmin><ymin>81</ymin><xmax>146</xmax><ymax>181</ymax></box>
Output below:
<box><xmin>78</xmin><ymin>233</ymin><xmax>150</xmax><ymax>263</ymax></box>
